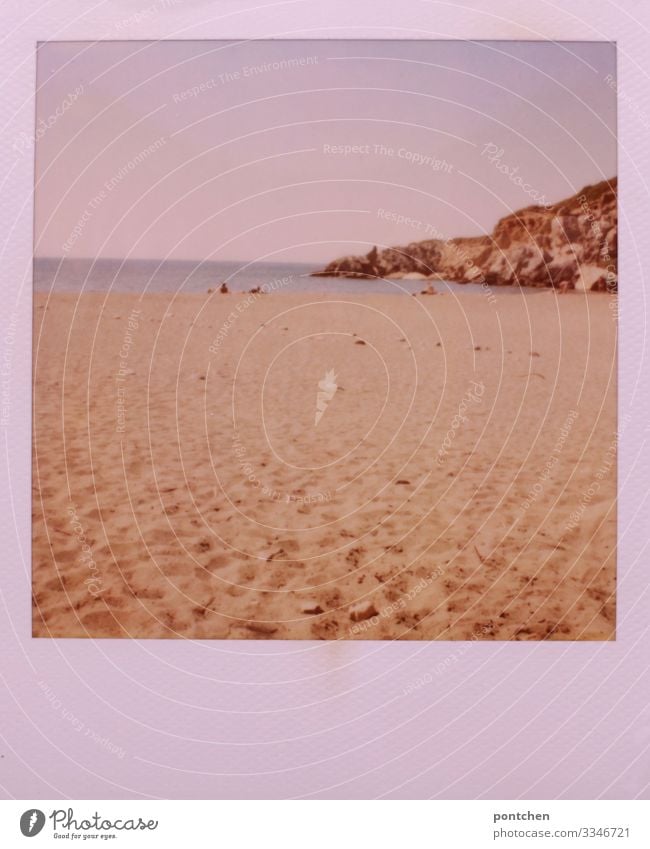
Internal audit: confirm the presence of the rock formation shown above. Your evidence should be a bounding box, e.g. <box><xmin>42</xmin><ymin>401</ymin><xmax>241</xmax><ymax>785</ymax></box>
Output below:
<box><xmin>313</xmin><ymin>178</ymin><xmax>617</xmax><ymax>291</ymax></box>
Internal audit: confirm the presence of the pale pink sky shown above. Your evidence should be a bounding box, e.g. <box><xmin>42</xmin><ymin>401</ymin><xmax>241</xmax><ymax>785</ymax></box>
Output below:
<box><xmin>34</xmin><ymin>40</ymin><xmax>616</xmax><ymax>262</ymax></box>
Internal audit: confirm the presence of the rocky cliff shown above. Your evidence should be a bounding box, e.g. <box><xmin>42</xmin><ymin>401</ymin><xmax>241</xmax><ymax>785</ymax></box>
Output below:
<box><xmin>313</xmin><ymin>178</ymin><xmax>617</xmax><ymax>291</ymax></box>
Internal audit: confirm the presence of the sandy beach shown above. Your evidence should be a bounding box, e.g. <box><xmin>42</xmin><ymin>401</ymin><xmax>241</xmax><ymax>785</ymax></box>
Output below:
<box><xmin>32</xmin><ymin>289</ymin><xmax>616</xmax><ymax>640</ymax></box>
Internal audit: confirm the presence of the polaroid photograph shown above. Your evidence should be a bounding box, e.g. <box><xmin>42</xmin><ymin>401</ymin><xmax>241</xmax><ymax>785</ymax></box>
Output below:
<box><xmin>32</xmin><ymin>39</ymin><xmax>617</xmax><ymax>641</ymax></box>
<box><xmin>3</xmin><ymin>0</ymin><xmax>649</xmax><ymax>824</ymax></box>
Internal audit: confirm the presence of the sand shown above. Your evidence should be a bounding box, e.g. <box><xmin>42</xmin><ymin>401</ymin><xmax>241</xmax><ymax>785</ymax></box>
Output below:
<box><xmin>32</xmin><ymin>288</ymin><xmax>617</xmax><ymax>640</ymax></box>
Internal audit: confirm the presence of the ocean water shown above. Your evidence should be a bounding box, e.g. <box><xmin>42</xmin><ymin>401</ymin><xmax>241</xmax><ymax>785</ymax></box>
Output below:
<box><xmin>34</xmin><ymin>257</ymin><xmax>544</xmax><ymax>296</ymax></box>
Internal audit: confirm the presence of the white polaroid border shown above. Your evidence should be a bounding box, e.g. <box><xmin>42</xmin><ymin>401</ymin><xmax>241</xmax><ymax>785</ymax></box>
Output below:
<box><xmin>1</xmin><ymin>1</ymin><xmax>648</xmax><ymax>800</ymax></box>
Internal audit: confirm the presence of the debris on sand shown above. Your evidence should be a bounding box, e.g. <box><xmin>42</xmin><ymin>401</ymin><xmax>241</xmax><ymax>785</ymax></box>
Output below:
<box><xmin>349</xmin><ymin>601</ymin><xmax>379</xmax><ymax>622</ymax></box>
<box><xmin>245</xmin><ymin>622</ymin><xmax>278</xmax><ymax>635</ymax></box>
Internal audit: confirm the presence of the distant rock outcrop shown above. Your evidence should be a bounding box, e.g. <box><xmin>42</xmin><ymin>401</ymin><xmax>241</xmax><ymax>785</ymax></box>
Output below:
<box><xmin>313</xmin><ymin>178</ymin><xmax>617</xmax><ymax>291</ymax></box>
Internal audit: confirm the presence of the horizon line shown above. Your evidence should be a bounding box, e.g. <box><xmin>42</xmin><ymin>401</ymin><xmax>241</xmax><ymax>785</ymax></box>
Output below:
<box><xmin>34</xmin><ymin>256</ymin><xmax>320</xmax><ymax>264</ymax></box>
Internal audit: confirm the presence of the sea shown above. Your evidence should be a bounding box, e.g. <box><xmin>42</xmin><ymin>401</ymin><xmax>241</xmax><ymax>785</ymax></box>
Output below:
<box><xmin>34</xmin><ymin>257</ymin><xmax>543</xmax><ymax>296</ymax></box>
